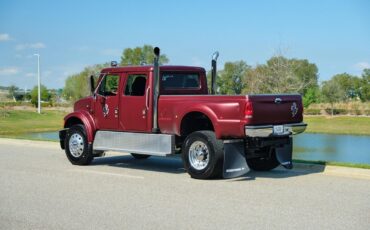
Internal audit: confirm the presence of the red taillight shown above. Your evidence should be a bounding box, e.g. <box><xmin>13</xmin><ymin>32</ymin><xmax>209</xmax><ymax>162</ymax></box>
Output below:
<box><xmin>245</xmin><ymin>100</ymin><xmax>253</xmax><ymax>118</ymax></box>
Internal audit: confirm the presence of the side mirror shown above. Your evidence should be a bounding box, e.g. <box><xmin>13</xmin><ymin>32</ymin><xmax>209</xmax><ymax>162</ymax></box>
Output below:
<box><xmin>89</xmin><ymin>75</ymin><xmax>95</xmax><ymax>95</ymax></box>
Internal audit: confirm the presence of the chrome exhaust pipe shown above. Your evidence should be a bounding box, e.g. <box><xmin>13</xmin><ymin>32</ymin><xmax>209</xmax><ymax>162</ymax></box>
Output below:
<box><xmin>211</xmin><ymin>51</ymin><xmax>219</xmax><ymax>95</ymax></box>
<box><xmin>152</xmin><ymin>47</ymin><xmax>160</xmax><ymax>133</ymax></box>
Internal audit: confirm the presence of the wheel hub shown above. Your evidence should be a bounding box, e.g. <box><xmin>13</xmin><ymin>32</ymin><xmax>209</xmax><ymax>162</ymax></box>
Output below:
<box><xmin>189</xmin><ymin>141</ymin><xmax>210</xmax><ymax>170</ymax></box>
<box><xmin>69</xmin><ymin>133</ymin><xmax>84</xmax><ymax>158</ymax></box>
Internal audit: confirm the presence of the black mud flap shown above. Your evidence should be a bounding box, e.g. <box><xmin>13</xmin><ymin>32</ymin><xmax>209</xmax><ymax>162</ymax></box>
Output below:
<box><xmin>275</xmin><ymin>137</ymin><xmax>293</xmax><ymax>169</ymax></box>
<box><xmin>223</xmin><ymin>140</ymin><xmax>250</xmax><ymax>179</ymax></box>
<box><xmin>59</xmin><ymin>129</ymin><xmax>67</xmax><ymax>150</ymax></box>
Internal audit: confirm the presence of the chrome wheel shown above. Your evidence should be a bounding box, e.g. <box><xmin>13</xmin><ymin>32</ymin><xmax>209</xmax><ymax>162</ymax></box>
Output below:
<box><xmin>188</xmin><ymin>141</ymin><xmax>210</xmax><ymax>170</ymax></box>
<box><xmin>69</xmin><ymin>133</ymin><xmax>84</xmax><ymax>158</ymax></box>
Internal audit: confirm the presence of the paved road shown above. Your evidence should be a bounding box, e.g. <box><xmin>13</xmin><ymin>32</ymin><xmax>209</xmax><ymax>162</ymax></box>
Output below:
<box><xmin>0</xmin><ymin>138</ymin><xmax>369</xmax><ymax>230</ymax></box>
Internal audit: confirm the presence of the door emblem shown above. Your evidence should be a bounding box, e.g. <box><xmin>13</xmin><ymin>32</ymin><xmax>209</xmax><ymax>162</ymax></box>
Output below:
<box><xmin>291</xmin><ymin>102</ymin><xmax>298</xmax><ymax>117</ymax></box>
<box><xmin>102</xmin><ymin>104</ymin><xmax>109</xmax><ymax>117</ymax></box>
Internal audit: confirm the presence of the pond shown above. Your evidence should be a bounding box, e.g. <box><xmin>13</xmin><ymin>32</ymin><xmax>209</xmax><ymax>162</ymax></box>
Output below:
<box><xmin>293</xmin><ymin>133</ymin><xmax>370</xmax><ymax>164</ymax></box>
<box><xmin>24</xmin><ymin>132</ymin><xmax>370</xmax><ymax>165</ymax></box>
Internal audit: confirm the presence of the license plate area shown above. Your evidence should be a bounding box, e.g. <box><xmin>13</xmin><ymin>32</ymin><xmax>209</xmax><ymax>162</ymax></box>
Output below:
<box><xmin>273</xmin><ymin>125</ymin><xmax>284</xmax><ymax>135</ymax></box>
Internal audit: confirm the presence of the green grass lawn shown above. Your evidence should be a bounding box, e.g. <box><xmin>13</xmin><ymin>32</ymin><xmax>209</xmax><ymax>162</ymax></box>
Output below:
<box><xmin>0</xmin><ymin>110</ymin><xmax>66</xmax><ymax>136</ymax></box>
<box><xmin>304</xmin><ymin>116</ymin><xmax>370</xmax><ymax>135</ymax></box>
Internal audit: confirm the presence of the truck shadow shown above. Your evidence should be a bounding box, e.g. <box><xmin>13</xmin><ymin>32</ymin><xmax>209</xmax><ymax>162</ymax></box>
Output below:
<box><xmin>235</xmin><ymin>164</ymin><xmax>326</xmax><ymax>181</ymax></box>
<box><xmin>91</xmin><ymin>154</ymin><xmax>326</xmax><ymax>179</ymax></box>
<box><xmin>91</xmin><ymin>155</ymin><xmax>185</xmax><ymax>174</ymax></box>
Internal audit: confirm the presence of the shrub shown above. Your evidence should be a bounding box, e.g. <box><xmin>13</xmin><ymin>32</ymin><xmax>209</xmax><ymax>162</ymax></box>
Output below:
<box><xmin>304</xmin><ymin>109</ymin><xmax>321</xmax><ymax>115</ymax></box>
<box><xmin>324</xmin><ymin>108</ymin><xmax>347</xmax><ymax>115</ymax></box>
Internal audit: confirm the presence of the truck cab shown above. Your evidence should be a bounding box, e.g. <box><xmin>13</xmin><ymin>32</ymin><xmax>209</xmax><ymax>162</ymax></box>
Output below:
<box><xmin>84</xmin><ymin>66</ymin><xmax>207</xmax><ymax>133</ymax></box>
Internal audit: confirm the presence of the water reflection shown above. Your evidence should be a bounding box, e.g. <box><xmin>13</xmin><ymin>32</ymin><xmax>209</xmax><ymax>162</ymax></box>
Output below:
<box><xmin>294</xmin><ymin>133</ymin><xmax>370</xmax><ymax>164</ymax></box>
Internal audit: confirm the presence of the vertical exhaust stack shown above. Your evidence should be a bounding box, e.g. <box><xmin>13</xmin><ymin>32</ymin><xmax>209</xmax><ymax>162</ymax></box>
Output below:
<box><xmin>152</xmin><ymin>47</ymin><xmax>160</xmax><ymax>133</ymax></box>
<box><xmin>211</xmin><ymin>51</ymin><xmax>219</xmax><ymax>95</ymax></box>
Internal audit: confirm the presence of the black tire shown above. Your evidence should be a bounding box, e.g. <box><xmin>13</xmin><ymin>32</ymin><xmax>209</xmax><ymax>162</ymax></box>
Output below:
<box><xmin>93</xmin><ymin>150</ymin><xmax>105</xmax><ymax>157</ymax></box>
<box><xmin>182</xmin><ymin>131</ymin><xmax>224</xmax><ymax>179</ymax></box>
<box><xmin>131</xmin><ymin>153</ymin><xmax>151</xmax><ymax>159</ymax></box>
<box><xmin>65</xmin><ymin>124</ymin><xmax>94</xmax><ymax>165</ymax></box>
<box><xmin>246</xmin><ymin>149</ymin><xmax>280</xmax><ymax>171</ymax></box>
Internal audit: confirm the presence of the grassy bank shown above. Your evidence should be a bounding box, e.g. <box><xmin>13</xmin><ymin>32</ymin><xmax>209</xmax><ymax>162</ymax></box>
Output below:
<box><xmin>304</xmin><ymin>116</ymin><xmax>370</xmax><ymax>135</ymax></box>
<box><xmin>0</xmin><ymin>110</ymin><xmax>66</xmax><ymax>136</ymax></box>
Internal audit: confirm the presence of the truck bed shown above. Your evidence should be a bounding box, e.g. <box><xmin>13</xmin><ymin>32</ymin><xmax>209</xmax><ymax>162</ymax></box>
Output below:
<box><xmin>158</xmin><ymin>94</ymin><xmax>303</xmax><ymax>138</ymax></box>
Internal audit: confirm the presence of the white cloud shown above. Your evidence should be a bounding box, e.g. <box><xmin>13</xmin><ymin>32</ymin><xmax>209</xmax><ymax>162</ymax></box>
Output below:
<box><xmin>77</xmin><ymin>46</ymin><xmax>89</xmax><ymax>51</ymax></box>
<box><xmin>0</xmin><ymin>33</ymin><xmax>10</xmax><ymax>41</ymax></box>
<box><xmin>100</xmin><ymin>48</ymin><xmax>121</xmax><ymax>56</ymax></box>
<box><xmin>0</xmin><ymin>67</ymin><xmax>20</xmax><ymax>76</ymax></box>
<box><xmin>15</xmin><ymin>42</ymin><xmax>46</xmax><ymax>51</ymax></box>
<box><xmin>26</xmin><ymin>73</ymin><xmax>36</xmax><ymax>77</ymax></box>
<box><xmin>43</xmin><ymin>70</ymin><xmax>52</xmax><ymax>77</ymax></box>
<box><xmin>354</xmin><ymin>62</ymin><xmax>370</xmax><ymax>71</ymax></box>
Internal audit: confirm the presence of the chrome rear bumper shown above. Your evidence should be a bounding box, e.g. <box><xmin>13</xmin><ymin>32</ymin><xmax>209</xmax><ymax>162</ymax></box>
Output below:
<box><xmin>245</xmin><ymin>122</ymin><xmax>307</xmax><ymax>137</ymax></box>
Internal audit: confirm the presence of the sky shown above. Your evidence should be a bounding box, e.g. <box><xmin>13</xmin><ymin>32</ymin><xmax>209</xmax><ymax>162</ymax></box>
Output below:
<box><xmin>0</xmin><ymin>0</ymin><xmax>369</xmax><ymax>89</ymax></box>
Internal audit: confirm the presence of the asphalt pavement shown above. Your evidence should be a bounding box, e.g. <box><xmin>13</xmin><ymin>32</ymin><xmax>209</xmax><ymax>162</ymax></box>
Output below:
<box><xmin>0</xmin><ymin>138</ymin><xmax>369</xmax><ymax>230</ymax></box>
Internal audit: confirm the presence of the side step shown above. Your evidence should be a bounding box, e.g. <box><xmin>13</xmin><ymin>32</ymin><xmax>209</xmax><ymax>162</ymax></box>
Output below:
<box><xmin>93</xmin><ymin>131</ymin><xmax>175</xmax><ymax>156</ymax></box>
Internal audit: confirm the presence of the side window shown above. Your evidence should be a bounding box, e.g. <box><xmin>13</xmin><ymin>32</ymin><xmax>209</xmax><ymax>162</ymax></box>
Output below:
<box><xmin>98</xmin><ymin>75</ymin><xmax>119</xmax><ymax>96</ymax></box>
<box><xmin>124</xmin><ymin>74</ymin><xmax>147</xmax><ymax>96</ymax></box>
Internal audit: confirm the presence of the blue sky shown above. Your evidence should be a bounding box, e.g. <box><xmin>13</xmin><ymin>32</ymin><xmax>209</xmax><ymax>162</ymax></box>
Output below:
<box><xmin>0</xmin><ymin>0</ymin><xmax>369</xmax><ymax>89</ymax></box>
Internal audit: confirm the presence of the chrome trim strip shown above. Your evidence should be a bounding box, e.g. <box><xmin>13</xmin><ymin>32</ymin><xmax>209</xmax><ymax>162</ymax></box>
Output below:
<box><xmin>223</xmin><ymin>139</ymin><xmax>244</xmax><ymax>144</ymax></box>
<box><xmin>245</xmin><ymin>122</ymin><xmax>307</xmax><ymax>137</ymax></box>
<box><xmin>93</xmin><ymin>131</ymin><xmax>175</xmax><ymax>156</ymax></box>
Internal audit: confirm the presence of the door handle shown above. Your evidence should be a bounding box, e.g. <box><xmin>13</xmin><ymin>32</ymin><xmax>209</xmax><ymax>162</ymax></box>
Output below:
<box><xmin>145</xmin><ymin>87</ymin><xmax>150</xmax><ymax>110</ymax></box>
<box><xmin>114</xmin><ymin>107</ymin><xmax>118</xmax><ymax>118</ymax></box>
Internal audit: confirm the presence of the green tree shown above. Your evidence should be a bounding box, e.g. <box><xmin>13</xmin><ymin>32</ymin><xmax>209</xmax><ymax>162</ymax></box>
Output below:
<box><xmin>331</xmin><ymin>73</ymin><xmax>361</xmax><ymax>100</ymax></box>
<box><xmin>120</xmin><ymin>45</ymin><xmax>169</xmax><ymax>66</ymax></box>
<box><xmin>359</xmin><ymin>69</ymin><xmax>370</xmax><ymax>101</ymax></box>
<box><xmin>217</xmin><ymin>61</ymin><xmax>250</xmax><ymax>95</ymax></box>
<box><xmin>243</xmin><ymin>56</ymin><xmax>318</xmax><ymax>95</ymax></box>
<box><xmin>303</xmin><ymin>87</ymin><xmax>320</xmax><ymax>108</ymax></box>
<box><xmin>321</xmin><ymin>80</ymin><xmax>345</xmax><ymax>116</ymax></box>
<box><xmin>30</xmin><ymin>85</ymin><xmax>51</xmax><ymax>107</ymax></box>
<box><xmin>290</xmin><ymin>59</ymin><xmax>319</xmax><ymax>94</ymax></box>
<box><xmin>63</xmin><ymin>64</ymin><xmax>108</xmax><ymax>102</ymax></box>
<box><xmin>7</xmin><ymin>85</ymin><xmax>18</xmax><ymax>101</ymax></box>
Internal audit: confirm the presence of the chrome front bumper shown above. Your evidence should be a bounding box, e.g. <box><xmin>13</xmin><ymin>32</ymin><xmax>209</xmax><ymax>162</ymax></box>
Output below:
<box><xmin>245</xmin><ymin>122</ymin><xmax>307</xmax><ymax>137</ymax></box>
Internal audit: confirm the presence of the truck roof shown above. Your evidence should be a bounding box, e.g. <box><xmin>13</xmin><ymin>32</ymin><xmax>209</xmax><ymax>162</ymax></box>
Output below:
<box><xmin>101</xmin><ymin>65</ymin><xmax>205</xmax><ymax>74</ymax></box>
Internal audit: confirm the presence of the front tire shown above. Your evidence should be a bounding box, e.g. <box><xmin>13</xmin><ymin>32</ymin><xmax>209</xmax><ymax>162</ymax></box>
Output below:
<box><xmin>246</xmin><ymin>149</ymin><xmax>280</xmax><ymax>171</ymax></box>
<box><xmin>182</xmin><ymin>131</ymin><xmax>224</xmax><ymax>179</ymax></box>
<box><xmin>65</xmin><ymin>124</ymin><xmax>94</xmax><ymax>165</ymax></box>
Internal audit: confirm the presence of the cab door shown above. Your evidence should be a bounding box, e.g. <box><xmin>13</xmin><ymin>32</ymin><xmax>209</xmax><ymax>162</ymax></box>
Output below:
<box><xmin>94</xmin><ymin>74</ymin><xmax>120</xmax><ymax>130</ymax></box>
<box><xmin>119</xmin><ymin>73</ymin><xmax>150</xmax><ymax>132</ymax></box>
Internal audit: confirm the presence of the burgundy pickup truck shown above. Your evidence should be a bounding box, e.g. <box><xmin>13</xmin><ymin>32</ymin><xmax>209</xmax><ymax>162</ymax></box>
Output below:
<box><xmin>59</xmin><ymin>48</ymin><xmax>306</xmax><ymax>179</ymax></box>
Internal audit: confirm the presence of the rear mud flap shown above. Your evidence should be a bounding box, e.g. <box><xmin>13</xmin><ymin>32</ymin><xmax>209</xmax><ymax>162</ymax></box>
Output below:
<box><xmin>223</xmin><ymin>140</ymin><xmax>249</xmax><ymax>179</ymax></box>
<box><xmin>275</xmin><ymin>137</ymin><xmax>293</xmax><ymax>169</ymax></box>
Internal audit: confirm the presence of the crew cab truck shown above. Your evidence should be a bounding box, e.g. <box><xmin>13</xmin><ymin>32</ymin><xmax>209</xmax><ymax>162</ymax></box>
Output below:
<box><xmin>59</xmin><ymin>47</ymin><xmax>307</xmax><ymax>179</ymax></box>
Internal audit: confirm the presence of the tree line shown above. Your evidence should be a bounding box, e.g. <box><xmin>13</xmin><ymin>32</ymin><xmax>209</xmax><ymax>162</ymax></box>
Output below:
<box><xmin>3</xmin><ymin>84</ymin><xmax>62</xmax><ymax>107</ymax></box>
<box><xmin>62</xmin><ymin>45</ymin><xmax>369</xmax><ymax>111</ymax></box>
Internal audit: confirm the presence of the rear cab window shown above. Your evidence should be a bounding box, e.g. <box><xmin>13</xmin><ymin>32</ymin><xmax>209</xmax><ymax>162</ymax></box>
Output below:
<box><xmin>160</xmin><ymin>72</ymin><xmax>205</xmax><ymax>95</ymax></box>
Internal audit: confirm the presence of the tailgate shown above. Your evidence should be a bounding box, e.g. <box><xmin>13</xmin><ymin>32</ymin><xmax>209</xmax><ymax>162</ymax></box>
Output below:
<box><xmin>247</xmin><ymin>94</ymin><xmax>303</xmax><ymax>125</ymax></box>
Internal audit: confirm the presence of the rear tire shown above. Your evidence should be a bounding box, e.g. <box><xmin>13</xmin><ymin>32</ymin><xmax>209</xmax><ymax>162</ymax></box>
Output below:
<box><xmin>182</xmin><ymin>131</ymin><xmax>224</xmax><ymax>179</ymax></box>
<box><xmin>131</xmin><ymin>153</ymin><xmax>151</xmax><ymax>159</ymax></box>
<box><xmin>65</xmin><ymin>124</ymin><xmax>94</xmax><ymax>165</ymax></box>
<box><xmin>246</xmin><ymin>149</ymin><xmax>280</xmax><ymax>171</ymax></box>
<box><xmin>93</xmin><ymin>150</ymin><xmax>105</xmax><ymax>157</ymax></box>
